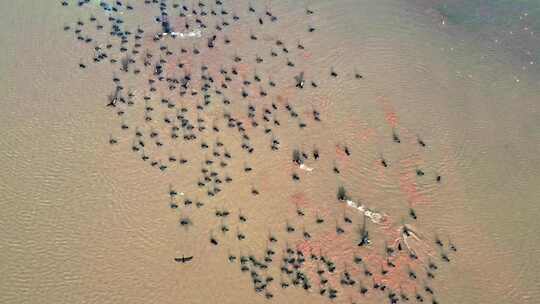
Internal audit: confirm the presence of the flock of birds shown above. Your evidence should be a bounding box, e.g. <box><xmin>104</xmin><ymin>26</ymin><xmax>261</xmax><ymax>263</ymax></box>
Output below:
<box><xmin>61</xmin><ymin>0</ymin><xmax>458</xmax><ymax>303</ymax></box>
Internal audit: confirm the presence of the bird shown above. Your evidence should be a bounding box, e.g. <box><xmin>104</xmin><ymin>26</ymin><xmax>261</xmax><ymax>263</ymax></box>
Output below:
<box><xmin>174</xmin><ymin>255</ymin><xmax>194</xmax><ymax>263</ymax></box>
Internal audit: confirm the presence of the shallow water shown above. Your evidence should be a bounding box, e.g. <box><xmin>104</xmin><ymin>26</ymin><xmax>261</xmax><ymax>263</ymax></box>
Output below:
<box><xmin>1</xmin><ymin>1</ymin><xmax>539</xmax><ymax>304</ymax></box>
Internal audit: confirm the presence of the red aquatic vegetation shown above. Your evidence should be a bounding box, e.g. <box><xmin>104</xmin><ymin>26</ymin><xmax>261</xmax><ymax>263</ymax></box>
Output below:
<box><xmin>294</xmin><ymin>231</ymin><xmax>349</xmax><ymax>287</ymax></box>
<box><xmin>310</xmin><ymin>95</ymin><xmax>333</xmax><ymax>113</ymax></box>
<box><xmin>335</xmin><ymin>145</ymin><xmax>349</xmax><ymax>161</ymax></box>
<box><xmin>376</xmin><ymin>95</ymin><xmax>399</xmax><ymax>128</ymax></box>
<box><xmin>398</xmin><ymin>155</ymin><xmax>432</xmax><ymax>207</ymax></box>
<box><xmin>289</xmin><ymin>192</ymin><xmax>311</xmax><ymax>208</ymax></box>
<box><xmin>234</xmin><ymin>62</ymin><xmax>251</xmax><ymax>79</ymax></box>
<box><xmin>334</xmin><ymin>145</ymin><xmax>354</xmax><ymax>173</ymax></box>
<box><xmin>293</xmin><ymin>224</ymin><xmax>422</xmax><ymax>296</ymax></box>
<box><xmin>275</xmin><ymin>84</ymin><xmax>298</xmax><ymax>106</ymax></box>
<box><xmin>356</xmin><ymin>127</ymin><xmax>376</xmax><ymax>144</ymax></box>
<box><xmin>302</xmin><ymin>50</ymin><xmax>313</xmax><ymax>60</ymax></box>
<box><xmin>288</xmin><ymin>186</ymin><xmax>436</xmax><ymax>299</ymax></box>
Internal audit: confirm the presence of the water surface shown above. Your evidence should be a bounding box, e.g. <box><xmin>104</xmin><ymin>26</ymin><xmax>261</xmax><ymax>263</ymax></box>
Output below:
<box><xmin>0</xmin><ymin>1</ymin><xmax>539</xmax><ymax>304</ymax></box>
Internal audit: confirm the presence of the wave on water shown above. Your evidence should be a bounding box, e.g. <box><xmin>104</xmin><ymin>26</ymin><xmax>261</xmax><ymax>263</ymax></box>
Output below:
<box><xmin>294</xmin><ymin>160</ymin><xmax>383</xmax><ymax>223</ymax></box>
<box><xmin>298</xmin><ymin>163</ymin><xmax>314</xmax><ymax>172</ymax></box>
<box><xmin>162</xmin><ymin>29</ymin><xmax>202</xmax><ymax>39</ymax></box>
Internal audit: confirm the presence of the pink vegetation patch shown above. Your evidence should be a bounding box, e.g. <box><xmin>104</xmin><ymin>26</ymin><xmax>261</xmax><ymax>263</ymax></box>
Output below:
<box><xmin>302</xmin><ymin>51</ymin><xmax>312</xmax><ymax>60</ymax></box>
<box><xmin>398</xmin><ymin>156</ymin><xmax>432</xmax><ymax>207</ymax></box>
<box><xmin>289</xmin><ymin>192</ymin><xmax>311</xmax><ymax>208</ymax></box>
<box><xmin>376</xmin><ymin>96</ymin><xmax>399</xmax><ymax>128</ymax></box>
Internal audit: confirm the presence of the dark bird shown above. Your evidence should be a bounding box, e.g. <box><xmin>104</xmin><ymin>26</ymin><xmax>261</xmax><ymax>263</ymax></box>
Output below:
<box><xmin>295</xmin><ymin>72</ymin><xmax>305</xmax><ymax>88</ymax></box>
<box><xmin>174</xmin><ymin>255</ymin><xmax>194</xmax><ymax>263</ymax></box>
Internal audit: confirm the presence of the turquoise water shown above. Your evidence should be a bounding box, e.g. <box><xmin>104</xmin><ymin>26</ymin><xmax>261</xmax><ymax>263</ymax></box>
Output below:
<box><xmin>417</xmin><ymin>0</ymin><xmax>540</xmax><ymax>74</ymax></box>
<box><xmin>436</xmin><ymin>0</ymin><xmax>540</xmax><ymax>30</ymax></box>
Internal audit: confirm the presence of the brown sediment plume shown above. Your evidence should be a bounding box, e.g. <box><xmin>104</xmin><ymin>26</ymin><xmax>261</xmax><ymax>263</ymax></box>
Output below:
<box><xmin>61</xmin><ymin>1</ymin><xmax>460</xmax><ymax>302</ymax></box>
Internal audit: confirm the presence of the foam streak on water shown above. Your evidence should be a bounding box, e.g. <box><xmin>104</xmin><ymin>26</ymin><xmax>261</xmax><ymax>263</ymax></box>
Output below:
<box><xmin>345</xmin><ymin>199</ymin><xmax>384</xmax><ymax>224</ymax></box>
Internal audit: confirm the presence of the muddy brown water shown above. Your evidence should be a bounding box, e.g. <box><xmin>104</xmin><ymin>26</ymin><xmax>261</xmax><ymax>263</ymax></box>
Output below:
<box><xmin>1</xmin><ymin>1</ymin><xmax>539</xmax><ymax>304</ymax></box>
